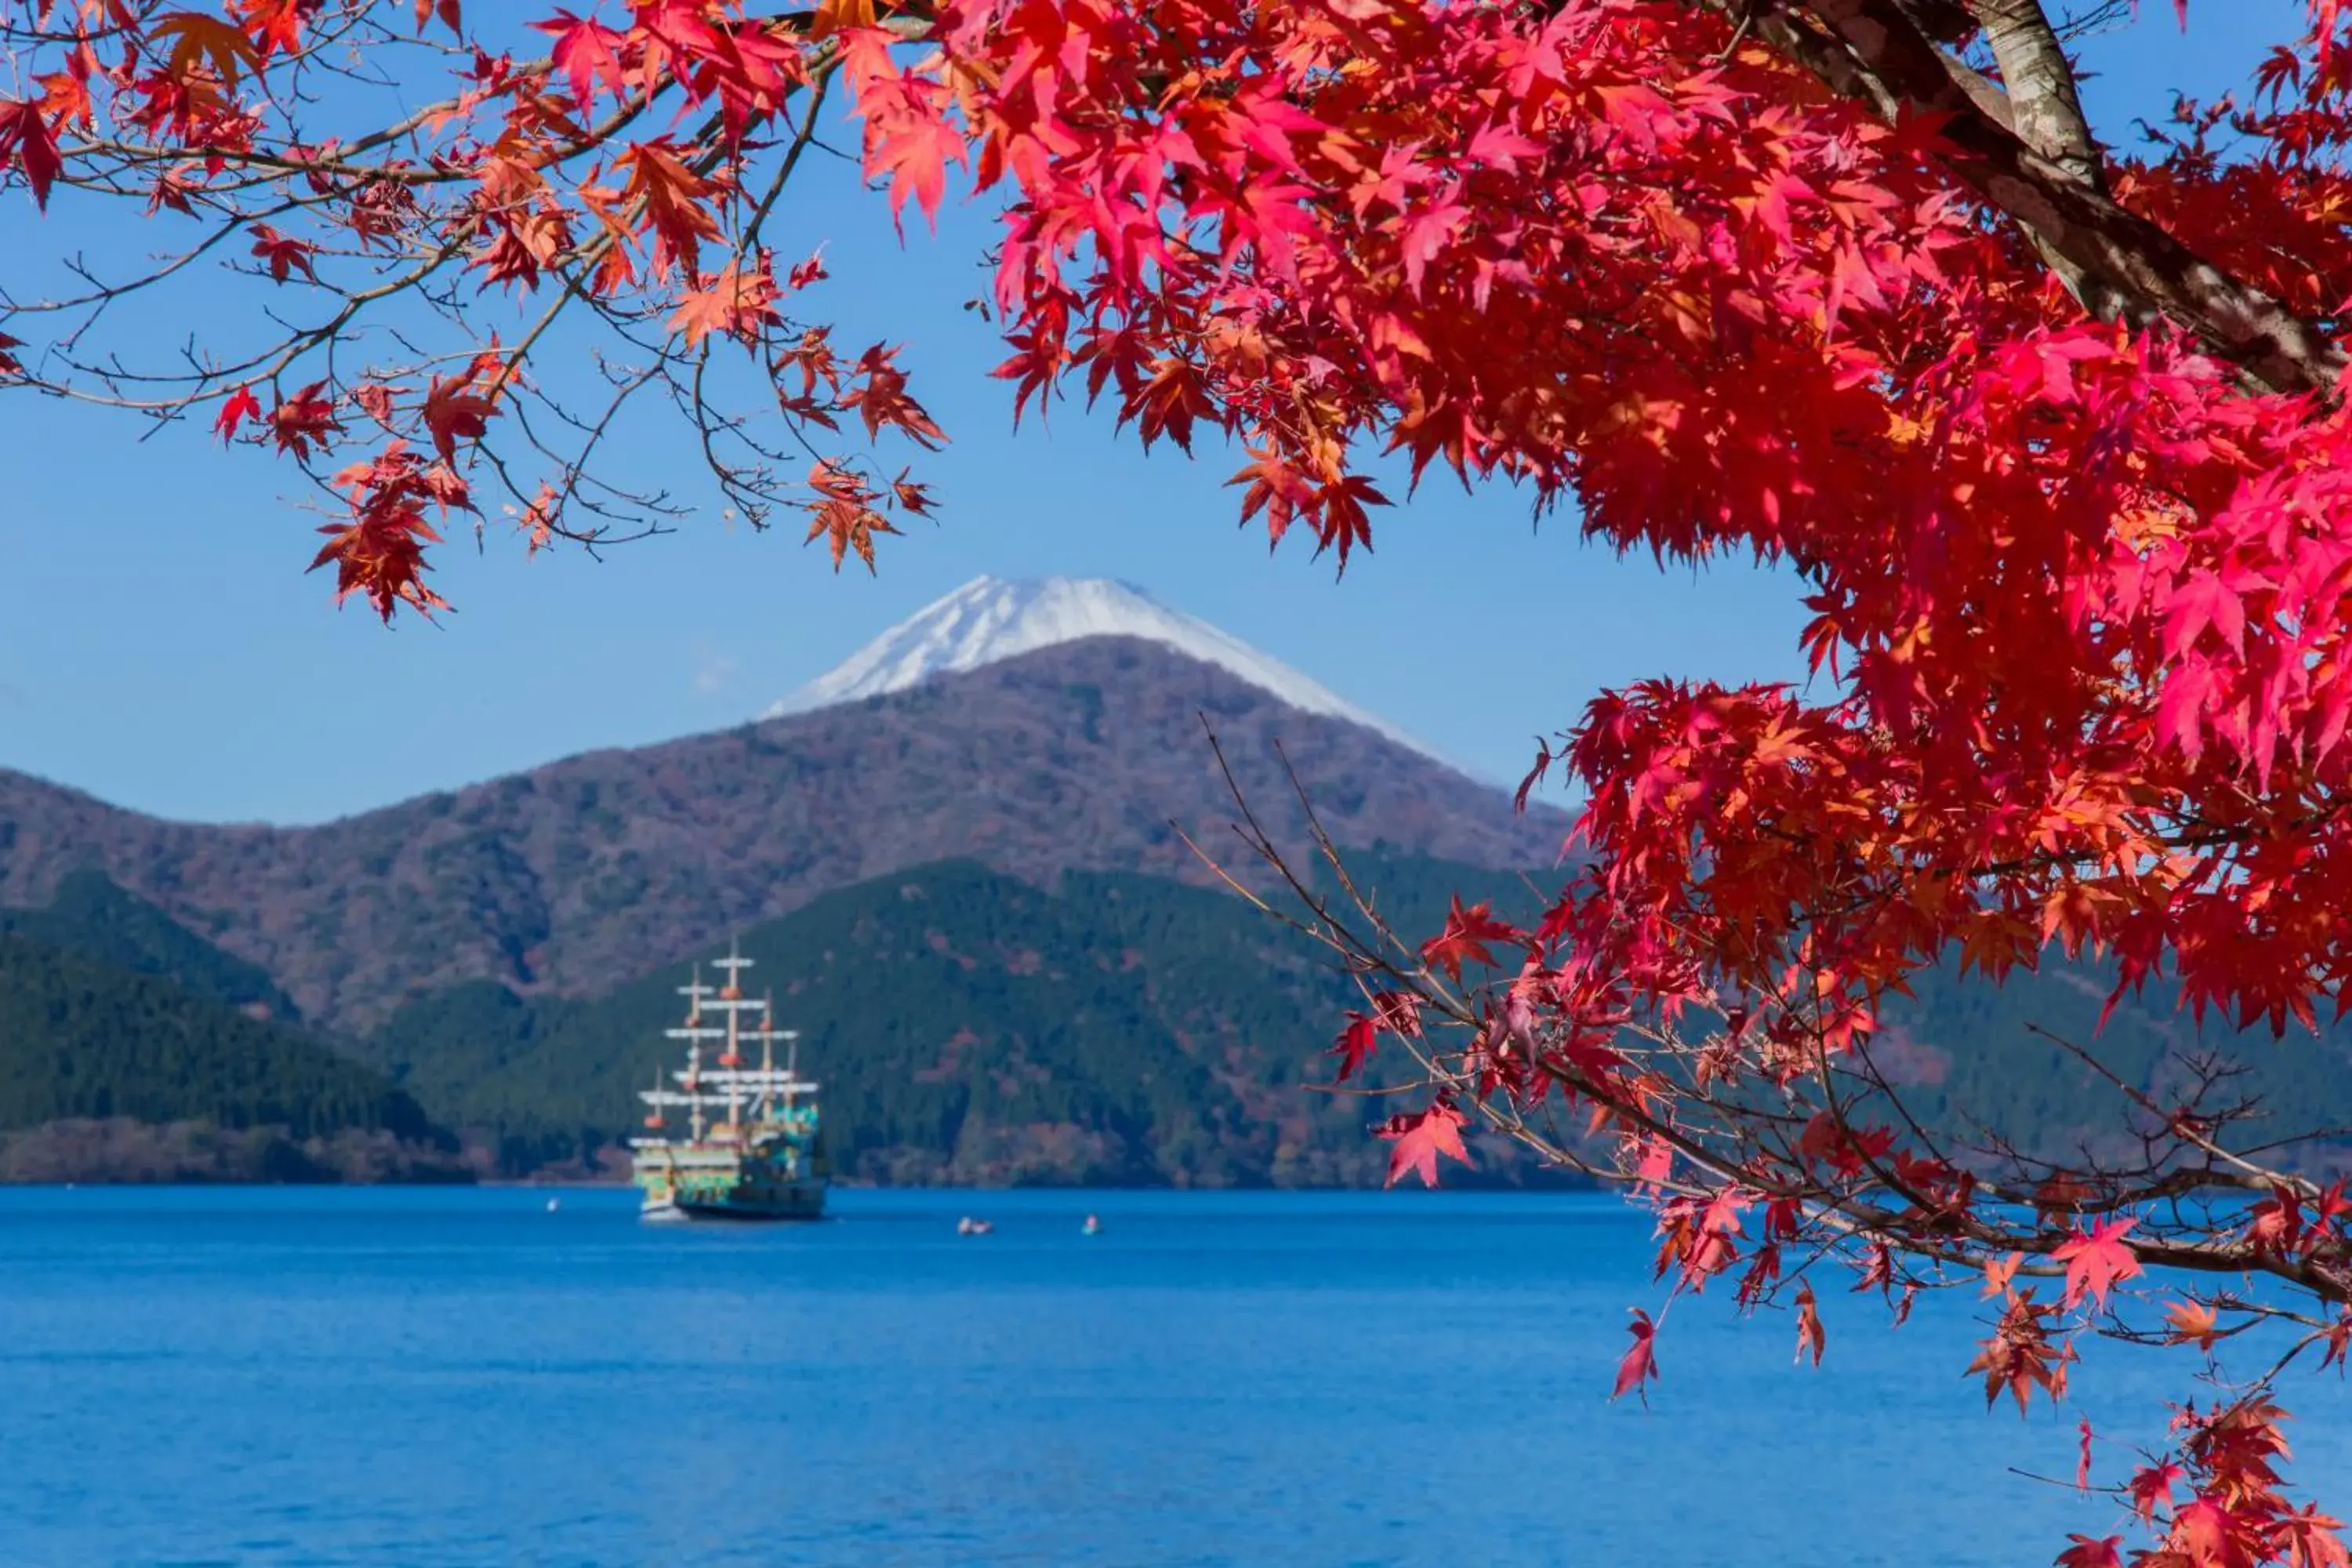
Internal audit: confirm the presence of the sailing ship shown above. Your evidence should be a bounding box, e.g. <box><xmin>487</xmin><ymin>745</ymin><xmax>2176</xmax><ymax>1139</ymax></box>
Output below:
<box><xmin>628</xmin><ymin>938</ymin><xmax>827</xmax><ymax>1222</ymax></box>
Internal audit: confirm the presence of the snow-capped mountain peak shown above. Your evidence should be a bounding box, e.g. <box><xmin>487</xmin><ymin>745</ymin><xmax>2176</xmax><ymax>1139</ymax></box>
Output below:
<box><xmin>761</xmin><ymin>574</ymin><xmax>1444</xmax><ymax>763</ymax></box>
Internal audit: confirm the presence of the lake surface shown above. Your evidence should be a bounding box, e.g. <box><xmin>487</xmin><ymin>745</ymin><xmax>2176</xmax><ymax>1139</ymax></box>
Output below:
<box><xmin>2</xmin><ymin>1187</ymin><xmax>2345</xmax><ymax>1566</ymax></box>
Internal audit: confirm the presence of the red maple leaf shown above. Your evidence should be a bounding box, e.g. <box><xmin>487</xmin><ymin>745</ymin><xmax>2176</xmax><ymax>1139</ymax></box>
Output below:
<box><xmin>214</xmin><ymin>384</ymin><xmax>262</xmax><ymax>442</ymax></box>
<box><xmin>2053</xmin><ymin>1217</ymin><xmax>2143</xmax><ymax>1312</ymax></box>
<box><xmin>0</xmin><ymin>100</ymin><xmax>61</xmax><ymax>210</ymax></box>
<box><xmin>1610</xmin><ymin>1308</ymin><xmax>1659</xmax><ymax>1405</ymax></box>
<box><xmin>2274</xmin><ymin>1504</ymin><xmax>2352</xmax><ymax>1568</ymax></box>
<box><xmin>1514</xmin><ymin>739</ymin><xmax>1555</xmax><ymax>813</ymax></box>
<box><xmin>787</xmin><ymin>249</ymin><xmax>829</xmax><ymax>290</ymax></box>
<box><xmin>308</xmin><ymin>502</ymin><xmax>447</xmax><ymax>623</ymax></box>
<box><xmin>2244</xmin><ymin>1185</ymin><xmax>2309</xmax><ymax>1256</ymax></box>
<box><xmin>1378</xmin><ymin>1101</ymin><xmax>1472</xmax><ymax>1189</ymax></box>
<box><xmin>227</xmin><ymin>0</ymin><xmax>310</xmax><ymax>59</ymax></box>
<box><xmin>421</xmin><ymin>369</ymin><xmax>498</xmax><ymax>463</ymax></box>
<box><xmin>1419</xmin><ymin>896</ymin><xmax>1521</xmax><ymax>984</ymax></box>
<box><xmin>667</xmin><ymin>260</ymin><xmax>782</xmax><ymax>349</ymax></box>
<box><xmin>2172</xmin><ymin>1497</ymin><xmax>2257</xmax><ymax>1568</ymax></box>
<box><xmin>268</xmin><ymin>383</ymin><xmax>341</xmax><ymax>459</ymax></box>
<box><xmin>841</xmin><ymin>343</ymin><xmax>946</xmax><ymax>448</ymax></box>
<box><xmin>1967</xmin><ymin>1292</ymin><xmax>2068</xmax><ymax>1416</ymax></box>
<box><xmin>2054</xmin><ymin>1537</ymin><xmax>2122</xmax><ymax>1568</ymax></box>
<box><xmin>533</xmin><ymin>9</ymin><xmax>630</xmax><ymax>107</ymax></box>
<box><xmin>147</xmin><ymin>11</ymin><xmax>265</xmax><ymax>92</ymax></box>
<box><xmin>2312</xmin><ymin>1180</ymin><xmax>2352</xmax><ymax>1240</ymax></box>
<box><xmin>248</xmin><ymin>223</ymin><xmax>318</xmax><ymax>283</ymax></box>
<box><xmin>1980</xmin><ymin>1250</ymin><xmax>2025</xmax><ymax>1299</ymax></box>
<box><xmin>846</xmin><ymin>35</ymin><xmax>967</xmax><ymax>230</ymax></box>
<box><xmin>35</xmin><ymin>46</ymin><xmax>96</xmax><ymax>134</ymax></box>
<box><xmin>1370</xmin><ymin>990</ymin><xmax>1423</xmax><ymax>1039</ymax></box>
<box><xmin>800</xmin><ymin>461</ymin><xmax>898</xmax><ymax>574</ymax></box>
<box><xmin>613</xmin><ymin>138</ymin><xmax>724</xmax><ymax>281</ymax></box>
<box><xmin>2164</xmin><ymin>1299</ymin><xmax>2223</xmax><ymax>1352</ymax></box>
<box><xmin>2131</xmin><ymin>1462</ymin><xmax>2185</xmax><ymax>1523</ymax></box>
<box><xmin>1327</xmin><ymin>1014</ymin><xmax>1376</xmax><ymax>1083</ymax></box>
<box><xmin>350</xmin><ymin>381</ymin><xmax>396</xmax><ymax>428</ymax></box>
<box><xmin>1793</xmin><ymin>1279</ymin><xmax>1825</xmax><ymax>1367</ymax></box>
<box><xmin>2324</xmin><ymin>1314</ymin><xmax>2352</xmax><ymax>1374</ymax></box>
<box><xmin>888</xmin><ymin>467</ymin><xmax>935</xmax><ymax>517</ymax></box>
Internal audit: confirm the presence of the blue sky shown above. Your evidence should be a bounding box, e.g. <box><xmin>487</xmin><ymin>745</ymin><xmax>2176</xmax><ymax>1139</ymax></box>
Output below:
<box><xmin>0</xmin><ymin>2</ymin><xmax>2304</xmax><ymax>824</ymax></box>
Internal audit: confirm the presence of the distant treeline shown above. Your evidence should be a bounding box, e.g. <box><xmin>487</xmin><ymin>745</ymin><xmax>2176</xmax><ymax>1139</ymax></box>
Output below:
<box><xmin>362</xmin><ymin>849</ymin><xmax>2352</xmax><ymax>1185</ymax></box>
<box><xmin>362</xmin><ymin>852</ymin><xmax>1556</xmax><ymax>1185</ymax></box>
<box><xmin>2</xmin><ymin>859</ymin><xmax>2347</xmax><ymax>1189</ymax></box>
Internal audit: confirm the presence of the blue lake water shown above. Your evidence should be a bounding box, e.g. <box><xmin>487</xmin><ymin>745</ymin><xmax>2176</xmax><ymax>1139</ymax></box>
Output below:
<box><xmin>2</xmin><ymin>1187</ymin><xmax>2346</xmax><ymax>1566</ymax></box>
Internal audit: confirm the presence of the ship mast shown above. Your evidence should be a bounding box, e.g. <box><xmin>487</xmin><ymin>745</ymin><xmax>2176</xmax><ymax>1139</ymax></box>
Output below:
<box><xmin>691</xmin><ymin>965</ymin><xmax>706</xmax><ymax>1142</ymax></box>
<box><xmin>756</xmin><ymin>992</ymin><xmax>775</xmax><ymax>1123</ymax></box>
<box><xmin>717</xmin><ymin>936</ymin><xmax>750</xmax><ymax>1137</ymax></box>
<box><xmin>633</xmin><ymin>938</ymin><xmax>819</xmax><ymax>1152</ymax></box>
<box><xmin>668</xmin><ymin>962</ymin><xmax>721</xmax><ymax>1143</ymax></box>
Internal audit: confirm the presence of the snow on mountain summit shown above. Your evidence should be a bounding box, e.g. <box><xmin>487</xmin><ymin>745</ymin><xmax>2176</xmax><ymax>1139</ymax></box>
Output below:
<box><xmin>761</xmin><ymin>574</ymin><xmax>1446</xmax><ymax>764</ymax></box>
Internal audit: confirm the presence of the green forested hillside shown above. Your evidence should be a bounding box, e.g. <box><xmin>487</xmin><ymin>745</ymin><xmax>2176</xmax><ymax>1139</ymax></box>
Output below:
<box><xmin>0</xmin><ymin>878</ymin><xmax>466</xmax><ymax>1182</ymax></box>
<box><xmin>0</xmin><ymin>931</ymin><xmax>437</xmax><ymax>1141</ymax></box>
<box><xmin>364</xmin><ymin>854</ymin><xmax>1549</xmax><ymax>1183</ymax></box>
<box><xmin>365</xmin><ymin>852</ymin><xmax>2352</xmax><ymax>1185</ymax></box>
<box><xmin>3</xmin><ymin>851</ymin><xmax>2339</xmax><ymax>1188</ymax></box>
<box><xmin>0</xmin><ymin>870</ymin><xmax>295</xmax><ymax>1019</ymax></box>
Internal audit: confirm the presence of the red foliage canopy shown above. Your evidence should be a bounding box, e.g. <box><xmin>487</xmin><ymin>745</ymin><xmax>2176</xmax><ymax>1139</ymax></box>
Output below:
<box><xmin>7</xmin><ymin>2</ymin><xmax>2352</xmax><ymax>1560</ymax></box>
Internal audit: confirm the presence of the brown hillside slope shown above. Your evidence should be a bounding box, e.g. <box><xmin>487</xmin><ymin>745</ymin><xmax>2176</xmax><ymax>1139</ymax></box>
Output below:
<box><xmin>0</xmin><ymin>637</ymin><xmax>1567</xmax><ymax>1029</ymax></box>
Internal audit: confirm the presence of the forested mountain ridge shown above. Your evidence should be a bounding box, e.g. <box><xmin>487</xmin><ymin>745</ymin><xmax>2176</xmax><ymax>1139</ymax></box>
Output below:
<box><xmin>361</xmin><ymin>853</ymin><xmax>1558</xmax><ymax>1185</ymax></box>
<box><xmin>0</xmin><ymin>911</ymin><xmax>467</xmax><ymax>1182</ymax></box>
<box><xmin>0</xmin><ymin>870</ymin><xmax>296</xmax><ymax>1021</ymax></box>
<box><xmin>0</xmin><ymin>638</ymin><xmax>1566</xmax><ymax>1032</ymax></box>
<box><xmin>362</xmin><ymin>851</ymin><xmax>2352</xmax><ymax>1186</ymax></box>
<box><xmin>0</xmin><ymin>853</ymin><xmax>2342</xmax><ymax>1189</ymax></box>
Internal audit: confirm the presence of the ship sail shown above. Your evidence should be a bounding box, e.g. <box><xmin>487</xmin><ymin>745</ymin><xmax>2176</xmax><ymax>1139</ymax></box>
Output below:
<box><xmin>627</xmin><ymin>938</ymin><xmax>828</xmax><ymax>1222</ymax></box>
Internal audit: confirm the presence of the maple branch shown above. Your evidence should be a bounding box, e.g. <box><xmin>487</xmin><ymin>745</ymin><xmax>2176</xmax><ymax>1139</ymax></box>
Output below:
<box><xmin>1970</xmin><ymin>0</ymin><xmax>2104</xmax><ymax>191</ymax></box>
<box><xmin>1196</xmin><ymin>744</ymin><xmax>2352</xmax><ymax>1317</ymax></box>
<box><xmin>2024</xmin><ymin>1022</ymin><xmax>2321</xmax><ymax>1200</ymax></box>
<box><xmin>1717</xmin><ymin>0</ymin><xmax>2349</xmax><ymax>393</ymax></box>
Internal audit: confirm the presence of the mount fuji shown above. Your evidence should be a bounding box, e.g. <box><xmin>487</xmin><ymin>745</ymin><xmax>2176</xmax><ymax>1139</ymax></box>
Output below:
<box><xmin>762</xmin><ymin>575</ymin><xmax>1450</xmax><ymax>768</ymax></box>
<box><xmin>0</xmin><ymin>576</ymin><xmax>1559</xmax><ymax>1030</ymax></box>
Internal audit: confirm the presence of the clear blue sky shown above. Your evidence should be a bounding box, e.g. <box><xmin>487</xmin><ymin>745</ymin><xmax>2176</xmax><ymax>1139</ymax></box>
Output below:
<box><xmin>0</xmin><ymin>2</ymin><xmax>2302</xmax><ymax>825</ymax></box>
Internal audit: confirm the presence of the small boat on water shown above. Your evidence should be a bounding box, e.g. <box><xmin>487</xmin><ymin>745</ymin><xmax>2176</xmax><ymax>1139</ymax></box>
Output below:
<box><xmin>628</xmin><ymin>939</ymin><xmax>828</xmax><ymax>1223</ymax></box>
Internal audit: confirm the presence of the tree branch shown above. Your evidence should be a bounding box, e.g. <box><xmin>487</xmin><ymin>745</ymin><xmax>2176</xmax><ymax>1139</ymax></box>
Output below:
<box><xmin>1970</xmin><ymin>0</ymin><xmax>2103</xmax><ymax>191</ymax></box>
<box><xmin>1714</xmin><ymin>0</ymin><xmax>2348</xmax><ymax>394</ymax></box>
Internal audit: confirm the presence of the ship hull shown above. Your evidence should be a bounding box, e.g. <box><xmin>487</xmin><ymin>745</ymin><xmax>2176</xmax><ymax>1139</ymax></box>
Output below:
<box><xmin>640</xmin><ymin>1185</ymin><xmax>826</xmax><ymax>1223</ymax></box>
